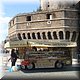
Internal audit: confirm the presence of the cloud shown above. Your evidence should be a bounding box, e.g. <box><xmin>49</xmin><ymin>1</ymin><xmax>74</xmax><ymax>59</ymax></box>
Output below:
<box><xmin>0</xmin><ymin>1</ymin><xmax>4</xmax><ymax>15</ymax></box>
<box><xmin>0</xmin><ymin>16</ymin><xmax>11</xmax><ymax>24</ymax></box>
<box><xmin>0</xmin><ymin>1</ymin><xmax>11</xmax><ymax>43</ymax></box>
<box><xmin>0</xmin><ymin>16</ymin><xmax>11</xmax><ymax>43</ymax></box>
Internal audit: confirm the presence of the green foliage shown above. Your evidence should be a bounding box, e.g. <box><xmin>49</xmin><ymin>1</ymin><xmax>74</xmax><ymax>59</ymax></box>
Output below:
<box><xmin>37</xmin><ymin>6</ymin><xmax>42</xmax><ymax>11</ymax></box>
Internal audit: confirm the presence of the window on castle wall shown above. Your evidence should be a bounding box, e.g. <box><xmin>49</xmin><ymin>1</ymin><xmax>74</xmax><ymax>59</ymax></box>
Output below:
<box><xmin>26</xmin><ymin>16</ymin><xmax>31</xmax><ymax>21</ymax></box>
<box><xmin>59</xmin><ymin>31</ymin><xmax>64</xmax><ymax>39</ymax></box>
<box><xmin>32</xmin><ymin>33</ymin><xmax>36</xmax><ymax>39</ymax></box>
<box><xmin>46</xmin><ymin>14</ymin><xmax>52</xmax><ymax>19</ymax></box>
<box><xmin>48</xmin><ymin>4</ymin><xmax>50</xmax><ymax>7</ymax></box>
<box><xmin>22</xmin><ymin>33</ymin><xmax>26</xmax><ymax>39</ymax></box>
<box><xmin>9</xmin><ymin>22</ymin><xmax>11</xmax><ymax>27</ymax></box>
<box><xmin>27</xmin><ymin>33</ymin><xmax>31</xmax><ymax>39</ymax></box>
<box><xmin>47</xmin><ymin>32</ymin><xmax>52</xmax><ymax>39</ymax></box>
<box><xmin>65</xmin><ymin>31</ymin><xmax>70</xmax><ymax>40</ymax></box>
<box><xmin>17</xmin><ymin>33</ymin><xmax>22</xmax><ymax>40</ymax></box>
<box><xmin>77</xmin><ymin>32</ymin><xmax>80</xmax><ymax>41</ymax></box>
<box><xmin>77</xmin><ymin>32</ymin><xmax>80</xmax><ymax>46</ymax></box>
<box><xmin>47</xmin><ymin>2</ymin><xmax>50</xmax><ymax>7</ymax></box>
<box><xmin>71</xmin><ymin>31</ymin><xmax>76</xmax><ymax>42</ymax></box>
<box><xmin>42</xmin><ymin>32</ymin><xmax>46</xmax><ymax>39</ymax></box>
<box><xmin>53</xmin><ymin>32</ymin><xmax>58</xmax><ymax>39</ymax></box>
<box><xmin>13</xmin><ymin>20</ymin><xmax>14</xmax><ymax>25</ymax></box>
<box><xmin>37</xmin><ymin>32</ymin><xmax>41</xmax><ymax>39</ymax></box>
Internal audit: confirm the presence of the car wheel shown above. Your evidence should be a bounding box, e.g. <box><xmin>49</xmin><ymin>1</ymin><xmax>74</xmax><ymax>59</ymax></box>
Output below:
<box><xmin>20</xmin><ymin>65</ymin><xmax>27</xmax><ymax>70</ymax></box>
<box><xmin>55</xmin><ymin>61</ymin><xmax>63</xmax><ymax>69</ymax></box>
<box><xmin>27</xmin><ymin>63</ymin><xmax>35</xmax><ymax>70</ymax></box>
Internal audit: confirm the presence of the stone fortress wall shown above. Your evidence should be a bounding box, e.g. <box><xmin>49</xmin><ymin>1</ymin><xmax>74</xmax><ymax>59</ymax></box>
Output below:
<box><xmin>8</xmin><ymin>0</ymin><xmax>80</xmax><ymax>44</ymax></box>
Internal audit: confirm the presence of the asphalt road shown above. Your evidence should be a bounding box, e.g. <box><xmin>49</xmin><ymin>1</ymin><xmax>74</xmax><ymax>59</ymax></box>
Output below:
<box><xmin>1</xmin><ymin>64</ymin><xmax>80</xmax><ymax>80</ymax></box>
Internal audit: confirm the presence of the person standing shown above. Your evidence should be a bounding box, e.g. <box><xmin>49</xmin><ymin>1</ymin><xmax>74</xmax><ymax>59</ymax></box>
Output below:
<box><xmin>10</xmin><ymin>49</ymin><xmax>18</xmax><ymax>67</ymax></box>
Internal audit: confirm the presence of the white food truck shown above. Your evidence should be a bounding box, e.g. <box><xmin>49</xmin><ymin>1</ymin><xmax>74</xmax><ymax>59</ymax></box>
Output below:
<box><xmin>4</xmin><ymin>40</ymin><xmax>77</xmax><ymax>70</ymax></box>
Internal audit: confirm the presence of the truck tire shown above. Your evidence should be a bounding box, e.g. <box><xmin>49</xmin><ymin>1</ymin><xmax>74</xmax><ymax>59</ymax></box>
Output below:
<box><xmin>55</xmin><ymin>61</ymin><xmax>64</xmax><ymax>69</ymax></box>
<box><xmin>26</xmin><ymin>63</ymin><xmax>35</xmax><ymax>70</ymax></box>
<box><xmin>20</xmin><ymin>65</ymin><xmax>27</xmax><ymax>70</ymax></box>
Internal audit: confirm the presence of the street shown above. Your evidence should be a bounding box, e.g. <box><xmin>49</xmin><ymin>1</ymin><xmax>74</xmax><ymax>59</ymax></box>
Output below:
<box><xmin>1</xmin><ymin>64</ymin><xmax>80</xmax><ymax>80</ymax></box>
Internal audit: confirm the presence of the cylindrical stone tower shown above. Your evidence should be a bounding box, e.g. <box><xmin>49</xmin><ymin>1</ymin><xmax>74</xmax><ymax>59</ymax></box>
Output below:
<box><xmin>40</xmin><ymin>0</ymin><xmax>79</xmax><ymax>10</ymax></box>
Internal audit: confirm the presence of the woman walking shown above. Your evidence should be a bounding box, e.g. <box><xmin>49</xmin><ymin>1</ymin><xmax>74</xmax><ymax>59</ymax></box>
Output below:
<box><xmin>10</xmin><ymin>49</ymin><xmax>18</xmax><ymax>67</ymax></box>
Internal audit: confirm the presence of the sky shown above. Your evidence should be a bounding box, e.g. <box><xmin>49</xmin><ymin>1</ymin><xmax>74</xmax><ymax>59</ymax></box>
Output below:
<box><xmin>0</xmin><ymin>0</ymin><xmax>40</xmax><ymax>44</ymax></box>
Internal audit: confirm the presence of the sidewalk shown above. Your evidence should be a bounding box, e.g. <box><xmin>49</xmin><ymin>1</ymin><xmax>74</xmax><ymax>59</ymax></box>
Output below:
<box><xmin>0</xmin><ymin>53</ymin><xmax>10</xmax><ymax>79</ymax></box>
<box><xmin>72</xmin><ymin>59</ymin><xmax>80</xmax><ymax>65</ymax></box>
<box><xmin>0</xmin><ymin>58</ymin><xmax>5</xmax><ymax>79</ymax></box>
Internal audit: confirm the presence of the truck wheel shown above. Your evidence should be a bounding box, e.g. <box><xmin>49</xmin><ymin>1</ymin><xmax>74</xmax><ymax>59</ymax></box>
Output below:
<box><xmin>27</xmin><ymin>63</ymin><xmax>35</xmax><ymax>70</ymax></box>
<box><xmin>55</xmin><ymin>61</ymin><xmax>63</xmax><ymax>69</ymax></box>
<box><xmin>20</xmin><ymin>65</ymin><xmax>27</xmax><ymax>70</ymax></box>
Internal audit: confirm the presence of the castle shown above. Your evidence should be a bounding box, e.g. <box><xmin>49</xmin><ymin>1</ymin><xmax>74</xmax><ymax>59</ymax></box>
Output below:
<box><xmin>5</xmin><ymin>0</ymin><xmax>80</xmax><ymax>59</ymax></box>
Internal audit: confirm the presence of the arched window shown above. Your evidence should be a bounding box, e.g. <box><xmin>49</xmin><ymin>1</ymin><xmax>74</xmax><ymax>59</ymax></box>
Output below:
<box><xmin>37</xmin><ymin>32</ymin><xmax>41</xmax><ymax>39</ymax></box>
<box><xmin>32</xmin><ymin>33</ymin><xmax>36</xmax><ymax>39</ymax></box>
<box><xmin>53</xmin><ymin>31</ymin><xmax>58</xmax><ymax>39</ymax></box>
<box><xmin>65</xmin><ymin>31</ymin><xmax>70</xmax><ymax>40</ymax></box>
<box><xmin>17</xmin><ymin>33</ymin><xmax>22</xmax><ymax>40</ymax></box>
<box><xmin>22</xmin><ymin>33</ymin><xmax>26</xmax><ymax>39</ymax></box>
<box><xmin>59</xmin><ymin>31</ymin><xmax>63</xmax><ymax>39</ymax></box>
<box><xmin>42</xmin><ymin>32</ymin><xmax>46</xmax><ymax>39</ymax></box>
<box><xmin>27</xmin><ymin>33</ymin><xmax>31</xmax><ymax>39</ymax></box>
<box><xmin>71</xmin><ymin>31</ymin><xmax>76</xmax><ymax>42</ymax></box>
<box><xmin>77</xmin><ymin>32</ymin><xmax>80</xmax><ymax>48</ymax></box>
<box><xmin>77</xmin><ymin>32</ymin><xmax>80</xmax><ymax>42</ymax></box>
<box><xmin>47</xmin><ymin>32</ymin><xmax>52</xmax><ymax>39</ymax></box>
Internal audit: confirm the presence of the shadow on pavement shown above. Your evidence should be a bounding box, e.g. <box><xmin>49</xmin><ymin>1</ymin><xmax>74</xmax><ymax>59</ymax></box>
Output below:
<box><xmin>21</xmin><ymin>65</ymin><xmax>80</xmax><ymax>73</ymax></box>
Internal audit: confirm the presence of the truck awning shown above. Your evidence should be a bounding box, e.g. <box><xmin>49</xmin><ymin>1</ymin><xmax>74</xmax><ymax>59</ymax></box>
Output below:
<box><xmin>4</xmin><ymin>40</ymin><xmax>77</xmax><ymax>49</ymax></box>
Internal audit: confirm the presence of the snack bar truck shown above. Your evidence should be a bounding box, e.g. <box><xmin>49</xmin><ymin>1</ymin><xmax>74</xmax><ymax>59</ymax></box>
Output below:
<box><xmin>4</xmin><ymin>40</ymin><xmax>77</xmax><ymax>69</ymax></box>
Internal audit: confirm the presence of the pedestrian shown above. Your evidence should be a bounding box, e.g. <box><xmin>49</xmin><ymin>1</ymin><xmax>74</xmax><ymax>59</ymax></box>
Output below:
<box><xmin>8</xmin><ymin>49</ymin><xmax>18</xmax><ymax>67</ymax></box>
